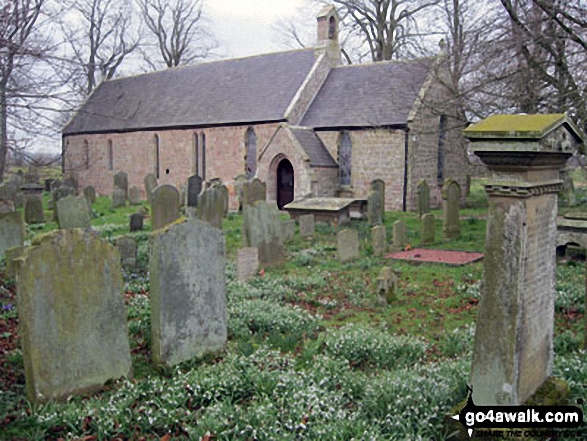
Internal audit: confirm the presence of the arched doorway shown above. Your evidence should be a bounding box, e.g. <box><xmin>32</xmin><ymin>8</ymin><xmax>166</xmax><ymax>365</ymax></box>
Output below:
<box><xmin>277</xmin><ymin>159</ymin><xmax>294</xmax><ymax>209</ymax></box>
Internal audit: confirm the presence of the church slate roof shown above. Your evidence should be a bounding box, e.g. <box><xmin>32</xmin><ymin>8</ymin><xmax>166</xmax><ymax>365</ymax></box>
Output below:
<box><xmin>63</xmin><ymin>49</ymin><xmax>317</xmax><ymax>135</ymax></box>
<box><xmin>290</xmin><ymin>128</ymin><xmax>337</xmax><ymax>167</ymax></box>
<box><xmin>301</xmin><ymin>58</ymin><xmax>433</xmax><ymax>129</ymax></box>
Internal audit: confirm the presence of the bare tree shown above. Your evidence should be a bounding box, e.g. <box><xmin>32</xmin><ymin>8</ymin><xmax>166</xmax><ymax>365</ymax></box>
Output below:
<box><xmin>137</xmin><ymin>0</ymin><xmax>216</xmax><ymax>69</ymax></box>
<box><xmin>60</xmin><ymin>0</ymin><xmax>140</xmax><ymax>96</ymax></box>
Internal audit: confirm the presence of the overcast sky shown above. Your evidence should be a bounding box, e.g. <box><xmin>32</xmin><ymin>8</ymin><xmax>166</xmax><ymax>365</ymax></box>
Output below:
<box><xmin>207</xmin><ymin>0</ymin><xmax>310</xmax><ymax>58</ymax></box>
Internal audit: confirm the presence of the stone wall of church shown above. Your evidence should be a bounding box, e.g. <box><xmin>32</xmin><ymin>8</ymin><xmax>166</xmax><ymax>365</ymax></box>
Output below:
<box><xmin>64</xmin><ymin>122</ymin><xmax>292</xmax><ymax>211</ymax></box>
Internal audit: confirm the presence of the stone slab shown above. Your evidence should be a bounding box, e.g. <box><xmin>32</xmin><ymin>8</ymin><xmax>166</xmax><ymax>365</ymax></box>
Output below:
<box><xmin>337</xmin><ymin>229</ymin><xmax>359</xmax><ymax>263</ymax></box>
<box><xmin>237</xmin><ymin>247</ymin><xmax>259</xmax><ymax>281</ymax></box>
<box><xmin>57</xmin><ymin>195</ymin><xmax>91</xmax><ymax>229</ymax></box>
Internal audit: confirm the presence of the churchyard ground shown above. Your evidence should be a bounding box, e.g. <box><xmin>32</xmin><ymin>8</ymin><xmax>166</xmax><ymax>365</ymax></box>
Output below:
<box><xmin>0</xmin><ymin>178</ymin><xmax>585</xmax><ymax>440</ymax></box>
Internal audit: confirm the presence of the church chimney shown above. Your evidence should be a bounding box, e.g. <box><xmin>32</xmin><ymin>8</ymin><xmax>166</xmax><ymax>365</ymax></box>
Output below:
<box><xmin>315</xmin><ymin>5</ymin><xmax>341</xmax><ymax>66</ymax></box>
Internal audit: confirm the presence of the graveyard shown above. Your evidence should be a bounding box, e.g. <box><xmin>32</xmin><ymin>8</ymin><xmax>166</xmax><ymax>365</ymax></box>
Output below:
<box><xmin>0</xmin><ymin>170</ymin><xmax>585</xmax><ymax>440</ymax></box>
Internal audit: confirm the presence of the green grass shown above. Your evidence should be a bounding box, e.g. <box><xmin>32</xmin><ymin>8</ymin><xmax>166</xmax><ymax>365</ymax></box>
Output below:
<box><xmin>1</xmin><ymin>179</ymin><xmax>586</xmax><ymax>440</ymax></box>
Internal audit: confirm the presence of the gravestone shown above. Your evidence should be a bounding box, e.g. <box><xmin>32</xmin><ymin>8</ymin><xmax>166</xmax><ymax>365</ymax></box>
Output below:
<box><xmin>128</xmin><ymin>186</ymin><xmax>141</xmax><ymax>205</ymax></box>
<box><xmin>0</xmin><ymin>182</ymin><xmax>17</xmax><ymax>202</ymax></box>
<box><xmin>242</xmin><ymin>178</ymin><xmax>266</xmax><ymax>208</ymax></box>
<box><xmin>0</xmin><ymin>212</ymin><xmax>24</xmax><ymax>259</ymax></box>
<box><xmin>376</xmin><ymin>267</ymin><xmax>397</xmax><ymax>305</ymax></box>
<box><xmin>282</xmin><ymin>219</ymin><xmax>296</xmax><ymax>243</ymax></box>
<box><xmin>63</xmin><ymin>173</ymin><xmax>79</xmax><ymax>194</ymax></box>
<box><xmin>371</xmin><ymin>225</ymin><xmax>387</xmax><ymax>257</ymax></box>
<box><xmin>150</xmin><ymin>219</ymin><xmax>227</xmax><ymax>367</ymax></box>
<box><xmin>0</xmin><ymin>199</ymin><xmax>14</xmax><ymax>214</ymax></box>
<box><xmin>464</xmin><ymin>113</ymin><xmax>581</xmax><ymax>406</ymax></box>
<box><xmin>219</xmin><ymin>184</ymin><xmax>229</xmax><ymax>217</ymax></box>
<box><xmin>10</xmin><ymin>171</ymin><xmax>24</xmax><ymax>188</ymax></box>
<box><xmin>187</xmin><ymin>175</ymin><xmax>203</xmax><ymax>208</ymax></box>
<box><xmin>57</xmin><ymin>195</ymin><xmax>91</xmax><ymax>229</ymax></box>
<box><xmin>5</xmin><ymin>246</ymin><xmax>24</xmax><ymax>279</ymax></box>
<box><xmin>113</xmin><ymin>171</ymin><xmax>128</xmax><ymax>197</ymax></box>
<box><xmin>237</xmin><ymin>247</ymin><xmax>259</xmax><ymax>281</ymax></box>
<box><xmin>180</xmin><ymin>185</ymin><xmax>187</xmax><ymax>208</ymax></box>
<box><xmin>367</xmin><ymin>190</ymin><xmax>382</xmax><ymax>225</ymax></box>
<box><xmin>151</xmin><ymin>185</ymin><xmax>180</xmax><ymax>231</ymax></box>
<box><xmin>112</xmin><ymin>187</ymin><xmax>127</xmax><ymax>208</ymax></box>
<box><xmin>52</xmin><ymin>186</ymin><xmax>75</xmax><ymax>221</ymax></box>
<box><xmin>243</xmin><ymin>201</ymin><xmax>284</xmax><ymax>267</ymax></box>
<box><xmin>83</xmin><ymin>185</ymin><xmax>96</xmax><ymax>204</ymax></box>
<box><xmin>299</xmin><ymin>214</ymin><xmax>315</xmax><ymax>239</ymax></box>
<box><xmin>442</xmin><ymin>179</ymin><xmax>461</xmax><ymax>239</ymax></box>
<box><xmin>129</xmin><ymin>213</ymin><xmax>144</xmax><ymax>232</ymax></box>
<box><xmin>13</xmin><ymin>191</ymin><xmax>24</xmax><ymax>209</ymax></box>
<box><xmin>234</xmin><ymin>174</ymin><xmax>247</xmax><ymax>211</ymax></box>
<box><xmin>371</xmin><ymin>179</ymin><xmax>385</xmax><ymax>222</ymax></box>
<box><xmin>144</xmin><ymin>173</ymin><xmax>158</xmax><ymax>202</ymax></box>
<box><xmin>14</xmin><ymin>229</ymin><xmax>132</xmax><ymax>403</ymax></box>
<box><xmin>337</xmin><ymin>229</ymin><xmax>359</xmax><ymax>263</ymax></box>
<box><xmin>24</xmin><ymin>194</ymin><xmax>45</xmax><ymax>224</ymax></box>
<box><xmin>44</xmin><ymin>178</ymin><xmax>55</xmax><ymax>192</ymax></box>
<box><xmin>392</xmin><ymin>220</ymin><xmax>407</xmax><ymax>249</ymax></box>
<box><xmin>420</xmin><ymin>213</ymin><xmax>435</xmax><ymax>245</ymax></box>
<box><xmin>416</xmin><ymin>180</ymin><xmax>430</xmax><ymax>218</ymax></box>
<box><xmin>196</xmin><ymin>185</ymin><xmax>226</xmax><ymax>229</ymax></box>
<box><xmin>115</xmin><ymin>236</ymin><xmax>137</xmax><ymax>271</ymax></box>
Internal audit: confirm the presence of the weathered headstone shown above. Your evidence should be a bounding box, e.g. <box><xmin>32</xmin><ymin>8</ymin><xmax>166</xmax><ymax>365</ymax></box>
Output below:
<box><xmin>187</xmin><ymin>175</ymin><xmax>203</xmax><ymax>208</ymax></box>
<box><xmin>144</xmin><ymin>173</ymin><xmax>158</xmax><ymax>202</ymax></box>
<box><xmin>112</xmin><ymin>187</ymin><xmax>127</xmax><ymax>208</ymax></box>
<box><xmin>299</xmin><ymin>214</ymin><xmax>315</xmax><ymax>239</ymax></box>
<box><xmin>0</xmin><ymin>212</ymin><xmax>24</xmax><ymax>259</ymax></box>
<box><xmin>150</xmin><ymin>219</ymin><xmax>227</xmax><ymax>367</ymax></box>
<box><xmin>371</xmin><ymin>179</ymin><xmax>385</xmax><ymax>222</ymax></box>
<box><xmin>416</xmin><ymin>179</ymin><xmax>430</xmax><ymax>218</ymax></box>
<box><xmin>113</xmin><ymin>171</ymin><xmax>128</xmax><ymax>197</ymax></box>
<box><xmin>337</xmin><ymin>229</ymin><xmax>359</xmax><ymax>263</ymax></box>
<box><xmin>14</xmin><ymin>229</ymin><xmax>132</xmax><ymax>403</ymax></box>
<box><xmin>13</xmin><ymin>191</ymin><xmax>24</xmax><ymax>209</ymax></box>
<box><xmin>464</xmin><ymin>113</ymin><xmax>581</xmax><ymax>406</ymax></box>
<box><xmin>234</xmin><ymin>174</ymin><xmax>248</xmax><ymax>212</ymax></box>
<box><xmin>376</xmin><ymin>267</ymin><xmax>397</xmax><ymax>305</ymax></box>
<box><xmin>243</xmin><ymin>201</ymin><xmax>284</xmax><ymax>267</ymax></box>
<box><xmin>151</xmin><ymin>185</ymin><xmax>180</xmax><ymax>231</ymax></box>
<box><xmin>0</xmin><ymin>199</ymin><xmax>15</xmax><ymax>214</ymax></box>
<box><xmin>371</xmin><ymin>225</ymin><xmax>387</xmax><ymax>256</ymax></box>
<box><xmin>128</xmin><ymin>186</ymin><xmax>141</xmax><ymax>205</ymax></box>
<box><xmin>442</xmin><ymin>179</ymin><xmax>461</xmax><ymax>239</ymax></box>
<box><xmin>242</xmin><ymin>178</ymin><xmax>266</xmax><ymax>208</ymax></box>
<box><xmin>52</xmin><ymin>186</ymin><xmax>75</xmax><ymax>221</ymax></box>
<box><xmin>420</xmin><ymin>213</ymin><xmax>435</xmax><ymax>245</ymax></box>
<box><xmin>237</xmin><ymin>247</ymin><xmax>259</xmax><ymax>281</ymax></box>
<box><xmin>197</xmin><ymin>185</ymin><xmax>226</xmax><ymax>230</ymax></box>
<box><xmin>367</xmin><ymin>190</ymin><xmax>382</xmax><ymax>225</ymax></box>
<box><xmin>282</xmin><ymin>219</ymin><xmax>296</xmax><ymax>243</ymax></box>
<box><xmin>57</xmin><ymin>195</ymin><xmax>91</xmax><ymax>229</ymax></box>
<box><xmin>0</xmin><ymin>182</ymin><xmax>16</xmax><ymax>202</ymax></box>
<box><xmin>392</xmin><ymin>220</ymin><xmax>407</xmax><ymax>249</ymax></box>
<box><xmin>83</xmin><ymin>185</ymin><xmax>96</xmax><ymax>204</ymax></box>
<box><xmin>24</xmin><ymin>194</ymin><xmax>45</xmax><ymax>224</ymax></box>
<box><xmin>129</xmin><ymin>213</ymin><xmax>144</xmax><ymax>232</ymax></box>
<box><xmin>115</xmin><ymin>236</ymin><xmax>137</xmax><ymax>271</ymax></box>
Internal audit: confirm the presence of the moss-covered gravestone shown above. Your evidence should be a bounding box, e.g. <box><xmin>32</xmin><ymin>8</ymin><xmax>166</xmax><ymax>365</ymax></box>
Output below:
<box><xmin>113</xmin><ymin>171</ymin><xmax>128</xmax><ymax>198</ymax></box>
<box><xmin>464</xmin><ymin>114</ymin><xmax>583</xmax><ymax>406</ymax></box>
<box><xmin>420</xmin><ymin>213</ymin><xmax>435</xmax><ymax>245</ymax></box>
<box><xmin>243</xmin><ymin>201</ymin><xmax>284</xmax><ymax>267</ymax></box>
<box><xmin>197</xmin><ymin>185</ymin><xmax>227</xmax><ymax>230</ymax></box>
<box><xmin>150</xmin><ymin>219</ymin><xmax>227</xmax><ymax>367</ymax></box>
<box><xmin>57</xmin><ymin>195</ymin><xmax>91</xmax><ymax>229</ymax></box>
<box><xmin>0</xmin><ymin>212</ymin><xmax>24</xmax><ymax>259</ymax></box>
<box><xmin>151</xmin><ymin>185</ymin><xmax>180</xmax><ymax>231</ymax></box>
<box><xmin>15</xmin><ymin>229</ymin><xmax>132</xmax><ymax>403</ymax></box>
<box><xmin>442</xmin><ymin>179</ymin><xmax>461</xmax><ymax>239</ymax></box>
<box><xmin>242</xmin><ymin>178</ymin><xmax>266</xmax><ymax>208</ymax></box>
<box><xmin>370</xmin><ymin>179</ymin><xmax>385</xmax><ymax>223</ymax></box>
<box><xmin>83</xmin><ymin>185</ymin><xmax>96</xmax><ymax>204</ymax></box>
<box><xmin>337</xmin><ymin>229</ymin><xmax>359</xmax><ymax>263</ymax></box>
<box><xmin>416</xmin><ymin>179</ymin><xmax>430</xmax><ymax>218</ymax></box>
<box><xmin>128</xmin><ymin>186</ymin><xmax>142</xmax><ymax>205</ymax></box>
<box><xmin>392</xmin><ymin>220</ymin><xmax>407</xmax><ymax>249</ymax></box>
<box><xmin>24</xmin><ymin>194</ymin><xmax>44</xmax><ymax>224</ymax></box>
<box><xmin>144</xmin><ymin>173</ymin><xmax>158</xmax><ymax>203</ymax></box>
<box><xmin>299</xmin><ymin>214</ymin><xmax>315</xmax><ymax>238</ymax></box>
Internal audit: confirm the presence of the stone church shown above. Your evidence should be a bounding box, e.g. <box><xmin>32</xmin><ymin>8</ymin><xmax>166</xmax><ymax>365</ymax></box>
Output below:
<box><xmin>62</xmin><ymin>5</ymin><xmax>468</xmax><ymax>211</ymax></box>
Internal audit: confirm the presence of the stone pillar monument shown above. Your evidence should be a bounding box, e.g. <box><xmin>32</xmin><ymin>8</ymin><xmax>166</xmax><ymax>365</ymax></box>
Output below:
<box><xmin>464</xmin><ymin>114</ymin><xmax>584</xmax><ymax>406</ymax></box>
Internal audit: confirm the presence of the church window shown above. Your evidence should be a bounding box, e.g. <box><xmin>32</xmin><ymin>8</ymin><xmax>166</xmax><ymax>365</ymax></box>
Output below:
<box><xmin>245</xmin><ymin>127</ymin><xmax>257</xmax><ymax>179</ymax></box>
<box><xmin>155</xmin><ymin>134</ymin><xmax>161</xmax><ymax>179</ymax></box>
<box><xmin>437</xmin><ymin>115</ymin><xmax>447</xmax><ymax>183</ymax></box>
<box><xmin>108</xmin><ymin>140</ymin><xmax>114</xmax><ymax>171</ymax></box>
<box><xmin>339</xmin><ymin>131</ymin><xmax>352</xmax><ymax>186</ymax></box>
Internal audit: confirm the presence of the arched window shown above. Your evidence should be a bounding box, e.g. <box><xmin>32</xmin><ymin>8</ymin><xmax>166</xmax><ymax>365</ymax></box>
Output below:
<box><xmin>328</xmin><ymin>16</ymin><xmax>336</xmax><ymax>39</ymax></box>
<box><xmin>437</xmin><ymin>115</ymin><xmax>447</xmax><ymax>183</ymax></box>
<box><xmin>200</xmin><ymin>132</ymin><xmax>206</xmax><ymax>180</ymax></box>
<box><xmin>245</xmin><ymin>127</ymin><xmax>257</xmax><ymax>179</ymax></box>
<box><xmin>339</xmin><ymin>131</ymin><xmax>352</xmax><ymax>186</ymax></box>
<box><xmin>108</xmin><ymin>140</ymin><xmax>114</xmax><ymax>171</ymax></box>
<box><xmin>83</xmin><ymin>140</ymin><xmax>90</xmax><ymax>170</ymax></box>
<box><xmin>154</xmin><ymin>134</ymin><xmax>161</xmax><ymax>179</ymax></box>
<box><xmin>193</xmin><ymin>133</ymin><xmax>199</xmax><ymax>175</ymax></box>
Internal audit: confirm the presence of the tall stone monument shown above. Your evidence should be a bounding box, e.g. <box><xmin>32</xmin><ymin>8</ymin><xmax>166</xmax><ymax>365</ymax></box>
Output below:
<box><xmin>464</xmin><ymin>114</ymin><xmax>583</xmax><ymax>406</ymax></box>
<box><xmin>442</xmin><ymin>179</ymin><xmax>461</xmax><ymax>239</ymax></box>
